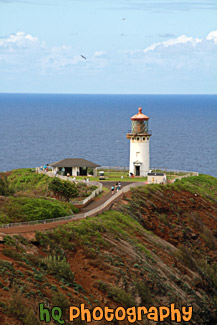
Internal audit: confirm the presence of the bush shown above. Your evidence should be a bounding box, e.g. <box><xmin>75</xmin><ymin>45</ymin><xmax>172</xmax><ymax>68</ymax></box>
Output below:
<box><xmin>97</xmin><ymin>280</ymin><xmax>135</xmax><ymax>308</ymax></box>
<box><xmin>135</xmin><ymin>281</ymin><xmax>153</xmax><ymax>305</ymax></box>
<box><xmin>0</xmin><ymin>174</ymin><xmax>14</xmax><ymax>196</ymax></box>
<box><xmin>5</xmin><ymin>292</ymin><xmax>41</xmax><ymax>325</ymax></box>
<box><xmin>48</xmin><ymin>178</ymin><xmax>78</xmax><ymax>201</ymax></box>
<box><xmin>52</xmin><ymin>292</ymin><xmax>70</xmax><ymax>317</ymax></box>
<box><xmin>42</xmin><ymin>255</ymin><xmax>74</xmax><ymax>284</ymax></box>
<box><xmin>2</xmin><ymin>249</ymin><xmax>24</xmax><ymax>261</ymax></box>
<box><xmin>3</xmin><ymin>197</ymin><xmax>74</xmax><ymax>223</ymax></box>
<box><xmin>201</xmin><ymin>226</ymin><xmax>216</xmax><ymax>250</ymax></box>
<box><xmin>175</xmin><ymin>245</ymin><xmax>198</xmax><ymax>271</ymax></box>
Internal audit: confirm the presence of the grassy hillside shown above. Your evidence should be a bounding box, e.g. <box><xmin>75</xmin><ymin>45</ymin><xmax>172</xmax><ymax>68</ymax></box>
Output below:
<box><xmin>7</xmin><ymin>168</ymin><xmax>51</xmax><ymax>195</ymax></box>
<box><xmin>0</xmin><ymin>197</ymin><xmax>75</xmax><ymax>224</ymax></box>
<box><xmin>0</xmin><ymin>169</ymin><xmax>97</xmax><ymax>224</ymax></box>
<box><xmin>176</xmin><ymin>174</ymin><xmax>217</xmax><ymax>201</ymax></box>
<box><xmin>5</xmin><ymin>168</ymin><xmax>96</xmax><ymax>199</ymax></box>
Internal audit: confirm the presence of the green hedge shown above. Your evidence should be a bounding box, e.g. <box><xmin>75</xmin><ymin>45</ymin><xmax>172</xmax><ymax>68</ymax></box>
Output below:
<box><xmin>0</xmin><ymin>197</ymin><xmax>78</xmax><ymax>224</ymax></box>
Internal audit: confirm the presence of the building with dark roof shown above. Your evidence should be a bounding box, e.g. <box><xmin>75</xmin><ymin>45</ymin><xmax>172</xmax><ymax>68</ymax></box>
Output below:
<box><xmin>147</xmin><ymin>172</ymin><xmax>166</xmax><ymax>184</ymax></box>
<box><xmin>49</xmin><ymin>158</ymin><xmax>100</xmax><ymax>176</ymax></box>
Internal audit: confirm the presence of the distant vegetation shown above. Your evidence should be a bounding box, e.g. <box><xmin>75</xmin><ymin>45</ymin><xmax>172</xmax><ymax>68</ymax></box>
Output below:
<box><xmin>0</xmin><ymin>168</ymin><xmax>97</xmax><ymax>224</ymax></box>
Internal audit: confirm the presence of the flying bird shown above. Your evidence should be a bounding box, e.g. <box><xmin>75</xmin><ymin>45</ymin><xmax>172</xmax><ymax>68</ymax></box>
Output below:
<box><xmin>81</xmin><ymin>55</ymin><xmax>87</xmax><ymax>60</ymax></box>
<box><xmin>122</xmin><ymin>18</ymin><xmax>126</xmax><ymax>21</ymax></box>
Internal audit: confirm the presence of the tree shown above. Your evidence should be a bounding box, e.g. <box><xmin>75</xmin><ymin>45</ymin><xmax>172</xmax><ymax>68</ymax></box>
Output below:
<box><xmin>0</xmin><ymin>175</ymin><xmax>13</xmax><ymax>196</ymax></box>
<box><xmin>48</xmin><ymin>178</ymin><xmax>78</xmax><ymax>201</ymax></box>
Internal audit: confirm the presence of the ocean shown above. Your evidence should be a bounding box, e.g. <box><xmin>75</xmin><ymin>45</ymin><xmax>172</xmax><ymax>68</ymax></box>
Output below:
<box><xmin>0</xmin><ymin>94</ymin><xmax>216</xmax><ymax>176</ymax></box>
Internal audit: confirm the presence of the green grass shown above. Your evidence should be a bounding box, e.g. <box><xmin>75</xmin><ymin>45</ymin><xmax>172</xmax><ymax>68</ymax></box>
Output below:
<box><xmin>153</xmin><ymin>169</ymin><xmax>194</xmax><ymax>176</ymax></box>
<box><xmin>35</xmin><ymin>211</ymin><xmax>152</xmax><ymax>257</ymax></box>
<box><xmin>75</xmin><ymin>169</ymin><xmax>193</xmax><ymax>182</ymax></box>
<box><xmin>175</xmin><ymin>174</ymin><xmax>217</xmax><ymax>201</ymax></box>
<box><xmin>0</xmin><ymin>197</ymin><xmax>76</xmax><ymax>224</ymax></box>
<box><xmin>129</xmin><ymin>174</ymin><xmax>217</xmax><ymax>202</ymax></box>
<box><xmin>7</xmin><ymin>168</ymin><xmax>51</xmax><ymax>195</ymax></box>
<box><xmin>75</xmin><ymin>175</ymin><xmax>147</xmax><ymax>182</ymax></box>
<box><xmin>7</xmin><ymin>168</ymin><xmax>96</xmax><ymax>199</ymax></box>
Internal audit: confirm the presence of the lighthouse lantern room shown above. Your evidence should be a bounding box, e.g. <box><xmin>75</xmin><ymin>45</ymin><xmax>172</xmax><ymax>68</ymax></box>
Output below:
<box><xmin>126</xmin><ymin>107</ymin><xmax>151</xmax><ymax>177</ymax></box>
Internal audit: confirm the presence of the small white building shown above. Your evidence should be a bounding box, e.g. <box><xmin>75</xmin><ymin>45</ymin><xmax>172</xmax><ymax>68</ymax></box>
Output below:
<box><xmin>126</xmin><ymin>107</ymin><xmax>151</xmax><ymax>177</ymax></box>
<box><xmin>147</xmin><ymin>173</ymin><xmax>167</xmax><ymax>184</ymax></box>
<box><xmin>49</xmin><ymin>158</ymin><xmax>100</xmax><ymax>177</ymax></box>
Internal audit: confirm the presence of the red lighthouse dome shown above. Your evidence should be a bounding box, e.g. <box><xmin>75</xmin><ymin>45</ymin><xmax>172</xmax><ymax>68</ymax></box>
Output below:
<box><xmin>131</xmin><ymin>107</ymin><xmax>149</xmax><ymax>121</ymax></box>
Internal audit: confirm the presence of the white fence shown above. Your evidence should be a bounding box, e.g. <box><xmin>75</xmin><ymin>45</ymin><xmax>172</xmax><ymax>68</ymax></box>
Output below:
<box><xmin>70</xmin><ymin>182</ymin><xmax>103</xmax><ymax>206</ymax></box>
<box><xmin>151</xmin><ymin>168</ymin><xmax>199</xmax><ymax>176</ymax></box>
<box><xmin>0</xmin><ymin>215</ymin><xmax>78</xmax><ymax>229</ymax></box>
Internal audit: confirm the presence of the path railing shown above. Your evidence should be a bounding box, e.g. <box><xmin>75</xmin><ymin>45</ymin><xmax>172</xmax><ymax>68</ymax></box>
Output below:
<box><xmin>151</xmin><ymin>168</ymin><xmax>199</xmax><ymax>176</ymax></box>
<box><xmin>0</xmin><ymin>215</ymin><xmax>77</xmax><ymax>229</ymax></box>
<box><xmin>70</xmin><ymin>182</ymin><xmax>103</xmax><ymax>206</ymax></box>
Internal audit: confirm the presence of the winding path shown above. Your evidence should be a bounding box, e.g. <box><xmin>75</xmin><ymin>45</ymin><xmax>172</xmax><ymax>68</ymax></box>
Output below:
<box><xmin>0</xmin><ymin>181</ymin><xmax>144</xmax><ymax>236</ymax></box>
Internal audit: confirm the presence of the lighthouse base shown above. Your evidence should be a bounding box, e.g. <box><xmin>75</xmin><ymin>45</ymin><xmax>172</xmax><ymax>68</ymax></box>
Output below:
<box><xmin>129</xmin><ymin>170</ymin><xmax>149</xmax><ymax>177</ymax></box>
<box><xmin>129</xmin><ymin>161</ymin><xmax>149</xmax><ymax>177</ymax></box>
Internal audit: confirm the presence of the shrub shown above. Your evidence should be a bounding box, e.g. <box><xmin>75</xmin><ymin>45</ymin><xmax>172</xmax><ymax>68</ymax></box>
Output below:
<box><xmin>3</xmin><ymin>197</ymin><xmax>73</xmax><ymax>222</ymax></box>
<box><xmin>97</xmin><ymin>280</ymin><xmax>135</xmax><ymax>308</ymax></box>
<box><xmin>107</xmin><ymin>286</ymin><xmax>135</xmax><ymax>308</ymax></box>
<box><xmin>175</xmin><ymin>245</ymin><xmax>198</xmax><ymax>271</ymax></box>
<box><xmin>135</xmin><ymin>281</ymin><xmax>153</xmax><ymax>305</ymax></box>
<box><xmin>48</xmin><ymin>178</ymin><xmax>78</xmax><ymax>201</ymax></box>
<box><xmin>52</xmin><ymin>292</ymin><xmax>70</xmax><ymax>316</ymax></box>
<box><xmin>5</xmin><ymin>292</ymin><xmax>41</xmax><ymax>325</ymax></box>
<box><xmin>3</xmin><ymin>235</ymin><xmax>17</xmax><ymax>247</ymax></box>
<box><xmin>201</xmin><ymin>226</ymin><xmax>216</xmax><ymax>250</ymax></box>
<box><xmin>42</xmin><ymin>255</ymin><xmax>74</xmax><ymax>284</ymax></box>
<box><xmin>0</xmin><ymin>174</ymin><xmax>14</xmax><ymax>196</ymax></box>
<box><xmin>2</xmin><ymin>249</ymin><xmax>24</xmax><ymax>261</ymax></box>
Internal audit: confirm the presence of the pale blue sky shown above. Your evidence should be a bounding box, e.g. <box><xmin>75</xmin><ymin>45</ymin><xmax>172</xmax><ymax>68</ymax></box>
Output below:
<box><xmin>0</xmin><ymin>0</ymin><xmax>217</xmax><ymax>93</ymax></box>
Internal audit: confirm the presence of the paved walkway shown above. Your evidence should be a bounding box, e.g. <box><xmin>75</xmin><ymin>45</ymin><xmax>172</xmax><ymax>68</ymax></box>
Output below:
<box><xmin>79</xmin><ymin>181</ymin><xmax>133</xmax><ymax>213</ymax></box>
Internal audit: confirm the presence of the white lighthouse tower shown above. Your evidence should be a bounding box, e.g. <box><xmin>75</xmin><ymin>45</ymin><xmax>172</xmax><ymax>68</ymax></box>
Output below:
<box><xmin>126</xmin><ymin>107</ymin><xmax>151</xmax><ymax>177</ymax></box>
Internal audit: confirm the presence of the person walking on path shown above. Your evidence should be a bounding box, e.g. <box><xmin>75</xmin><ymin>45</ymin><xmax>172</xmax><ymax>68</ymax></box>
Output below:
<box><xmin>111</xmin><ymin>185</ymin><xmax>115</xmax><ymax>195</ymax></box>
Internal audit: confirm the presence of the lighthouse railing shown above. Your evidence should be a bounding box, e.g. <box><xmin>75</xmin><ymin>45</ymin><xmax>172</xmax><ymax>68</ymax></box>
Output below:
<box><xmin>127</xmin><ymin>129</ymin><xmax>152</xmax><ymax>135</ymax></box>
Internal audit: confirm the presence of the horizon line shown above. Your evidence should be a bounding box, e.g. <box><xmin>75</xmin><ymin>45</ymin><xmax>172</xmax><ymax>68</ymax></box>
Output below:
<box><xmin>0</xmin><ymin>92</ymin><xmax>217</xmax><ymax>96</ymax></box>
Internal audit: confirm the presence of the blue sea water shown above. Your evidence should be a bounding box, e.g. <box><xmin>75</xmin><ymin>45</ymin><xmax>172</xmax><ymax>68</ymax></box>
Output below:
<box><xmin>0</xmin><ymin>94</ymin><xmax>216</xmax><ymax>176</ymax></box>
